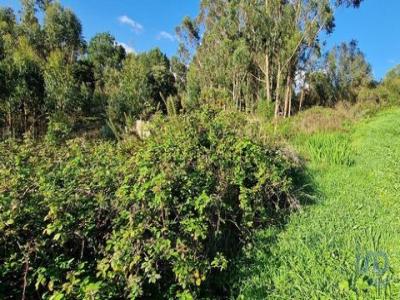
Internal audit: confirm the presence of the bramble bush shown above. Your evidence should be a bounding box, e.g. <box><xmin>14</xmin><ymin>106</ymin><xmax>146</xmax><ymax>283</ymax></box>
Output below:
<box><xmin>0</xmin><ymin>138</ymin><xmax>123</xmax><ymax>299</ymax></box>
<box><xmin>0</xmin><ymin>108</ymin><xmax>301</xmax><ymax>299</ymax></box>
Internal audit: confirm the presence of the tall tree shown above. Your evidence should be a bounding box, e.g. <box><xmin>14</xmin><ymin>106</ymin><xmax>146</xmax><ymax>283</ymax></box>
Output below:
<box><xmin>88</xmin><ymin>33</ymin><xmax>125</xmax><ymax>91</ymax></box>
<box><xmin>43</xmin><ymin>2</ymin><xmax>83</xmax><ymax>59</ymax></box>
<box><xmin>106</xmin><ymin>55</ymin><xmax>152</xmax><ymax>127</ymax></box>
<box><xmin>138</xmin><ymin>48</ymin><xmax>176</xmax><ymax>109</ymax></box>
<box><xmin>44</xmin><ymin>50</ymin><xmax>79</xmax><ymax>113</ymax></box>
<box><xmin>180</xmin><ymin>0</ymin><xmax>364</xmax><ymax>117</ymax></box>
<box><xmin>325</xmin><ymin>40</ymin><xmax>372</xmax><ymax>102</ymax></box>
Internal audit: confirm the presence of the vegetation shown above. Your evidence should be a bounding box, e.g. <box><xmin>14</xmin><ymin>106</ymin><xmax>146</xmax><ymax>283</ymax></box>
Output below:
<box><xmin>0</xmin><ymin>109</ymin><xmax>303</xmax><ymax>299</ymax></box>
<box><xmin>1</xmin><ymin>0</ymin><xmax>400</xmax><ymax>299</ymax></box>
<box><xmin>0</xmin><ymin>1</ymin><xmax>177</xmax><ymax>139</ymax></box>
<box><xmin>235</xmin><ymin>109</ymin><xmax>400</xmax><ymax>299</ymax></box>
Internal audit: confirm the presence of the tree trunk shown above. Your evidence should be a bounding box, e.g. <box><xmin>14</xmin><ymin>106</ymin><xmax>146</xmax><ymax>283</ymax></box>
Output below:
<box><xmin>265</xmin><ymin>53</ymin><xmax>271</xmax><ymax>103</ymax></box>
<box><xmin>299</xmin><ymin>88</ymin><xmax>305</xmax><ymax>111</ymax></box>
<box><xmin>274</xmin><ymin>62</ymin><xmax>282</xmax><ymax>118</ymax></box>
<box><xmin>288</xmin><ymin>83</ymin><xmax>293</xmax><ymax>117</ymax></box>
<box><xmin>283</xmin><ymin>74</ymin><xmax>291</xmax><ymax>118</ymax></box>
<box><xmin>23</xmin><ymin>102</ymin><xmax>28</xmax><ymax>134</ymax></box>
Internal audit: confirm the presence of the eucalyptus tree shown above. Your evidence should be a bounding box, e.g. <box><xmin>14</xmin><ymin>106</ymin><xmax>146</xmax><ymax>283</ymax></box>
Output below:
<box><xmin>43</xmin><ymin>2</ymin><xmax>84</xmax><ymax>60</ymax></box>
<box><xmin>88</xmin><ymin>33</ymin><xmax>126</xmax><ymax>86</ymax></box>
<box><xmin>4</xmin><ymin>37</ymin><xmax>44</xmax><ymax>137</ymax></box>
<box><xmin>180</xmin><ymin>0</ymin><xmax>257</xmax><ymax>111</ymax></box>
<box><xmin>0</xmin><ymin>5</ymin><xmax>46</xmax><ymax>137</ymax></box>
<box><xmin>0</xmin><ymin>8</ymin><xmax>16</xmax><ymax>136</ymax></box>
<box><xmin>105</xmin><ymin>55</ymin><xmax>152</xmax><ymax>128</ymax></box>
<box><xmin>179</xmin><ymin>0</ymin><xmax>364</xmax><ymax>117</ymax></box>
<box><xmin>19</xmin><ymin>0</ymin><xmax>43</xmax><ymax>55</ymax></box>
<box><xmin>325</xmin><ymin>40</ymin><xmax>372</xmax><ymax>102</ymax></box>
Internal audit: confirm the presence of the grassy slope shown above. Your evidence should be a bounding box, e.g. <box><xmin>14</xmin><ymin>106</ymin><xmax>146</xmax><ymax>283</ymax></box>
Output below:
<box><xmin>236</xmin><ymin>109</ymin><xmax>400</xmax><ymax>299</ymax></box>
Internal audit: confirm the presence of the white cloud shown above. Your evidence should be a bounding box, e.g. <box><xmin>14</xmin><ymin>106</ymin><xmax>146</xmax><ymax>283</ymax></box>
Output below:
<box><xmin>118</xmin><ymin>15</ymin><xmax>143</xmax><ymax>33</ymax></box>
<box><xmin>118</xmin><ymin>42</ymin><xmax>136</xmax><ymax>54</ymax></box>
<box><xmin>157</xmin><ymin>31</ymin><xmax>176</xmax><ymax>42</ymax></box>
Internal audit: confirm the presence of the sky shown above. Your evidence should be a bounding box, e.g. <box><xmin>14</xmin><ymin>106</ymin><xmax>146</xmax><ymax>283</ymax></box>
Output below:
<box><xmin>1</xmin><ymin>0</ymin><xmax>399</xmax><ymax>80</ymax></box>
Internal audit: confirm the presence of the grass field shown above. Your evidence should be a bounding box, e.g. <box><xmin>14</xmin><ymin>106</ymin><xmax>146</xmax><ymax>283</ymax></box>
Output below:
<box><xmin>235</xmin><ymin>109</ymin><xmax>400</xmax><ymax>299</ymax></box>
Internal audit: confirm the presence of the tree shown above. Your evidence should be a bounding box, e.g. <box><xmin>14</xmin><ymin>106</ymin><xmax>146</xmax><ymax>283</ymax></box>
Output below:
<box><xmin>376</xmin><ymin>65</ymin><xmax>400</xmax><ymax>104</ymax></box>
<box><xmin>138</xmin><ymin>48</ymin><xmax>176</xmax><ymax>109</ymax></box>
<box><xmin>300</xmin><ymin>40</ymin><xmax>372</xmax><ymax>108</ymax></box>
<box><xmin>36</xmin><ymin>0</ymin><xmax>53</xmax><ymax>10</ymax></box>
<box><xmin>0</xmin><ymin>8</ymin><xmax>17</xmax><ymax>108</ymax></box>
<box><xmin>105</xmin><ymin>48</ymin><xmax>177</xmax><ymax>130</ymax></box>
<box><xmin>106</xmin><ymin>55</ymin><xmax>153</xmax><ymax>127</ymax></box>
<box><xmin>3</xmin><ymin>37</ymin><xmax>45</xmax><ymax>137</ymax></box>
<box><xmin>176</xmin><ymin>16</ymin><xmax>200</xmax><ymax>65</ymax></box>
<box><xmin>87</xmin><ymin>33</ymin><xmax>125</xmax><ymax>86</ymax></box>
<box><xmin>325</xmin><ymin>40</ymin><xmax>373</xmax><ymax>102</ymax></box>
<box><xmin>180</xmin><ymin>0</ymin><xmax>364</xmax><ymax>118</ymax></box>
<box><xmin>44</xmin><ymin>50</ymin><xmax>79</xmax><ymax>114</ymax></box>
<box><xmin>19</xmin><ymin>0</ymin><xmax>44</xmax><ymax>55</ymax></box>
<box><xmin>72</xmin><ymin>59</ymin><xmax>96</xmax><ymax>116</ymax></box>
<box><xmin>43</xmin><ymin>2</ymin><xmax>83</xmax><ymax>59</ymax></box>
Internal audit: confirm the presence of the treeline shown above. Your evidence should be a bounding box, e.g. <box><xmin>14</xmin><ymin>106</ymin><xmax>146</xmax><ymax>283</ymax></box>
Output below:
<box><xmin>178</xmin><ymin>0</ymin><xmax>373</xmax><ymax>115</ymax></box>
<box><xmin>2</xmin><ymin>0</ymin><xmax>400</xmax><ymax>142</ymax></box>
<box><xmin>0</xmin><ymin>0</ymin><xmax>184</xmax><ymax>139</ymax></box>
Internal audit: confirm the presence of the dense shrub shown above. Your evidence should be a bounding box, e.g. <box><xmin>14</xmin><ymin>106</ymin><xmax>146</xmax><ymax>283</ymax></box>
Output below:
<box><xmin>98</xmin><ymin>109</ymin><xmax>300</xmax><ymax>299</ymax></box>
<box><xmin>45</xmin><ymin>113</ymin><xmax>73</xmax><ymax>143</ymax></box>
<box><xmin>0</xmin><ymin>139</ymin><xmax>123</xmax><ymax>299</ymax></box>
<box><xmin>0</xmin><ymin>109</ymin><xmax>301</xmax><ymax>299</ymax></box>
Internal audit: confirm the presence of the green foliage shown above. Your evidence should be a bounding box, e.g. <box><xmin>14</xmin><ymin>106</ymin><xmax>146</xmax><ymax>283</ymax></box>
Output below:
<box><xmin>99</xmin><ymin>109</ymin><xmax>300</xmax><ymax>298</ymax></box>
<box><xmin>45</xmin><ymin>112</ymin><xmax>72</xmax><ymax>143</ymax></box>
<box><xmin>43</xmin><ymin>2</ymin><xmax>83</xmax><ymax>53</ymax></box>
<box><xmin>87</xmin><ymin>32</ymin><xmax>125</xmax><ymax>90</ymax></box>
<box><xmin>106</xmin><ymin>55</ymin><xmax>153</xmax><ymax>125</ymax></box>
<box><xmin>326</xmin><ymin>40</ymin><xmax>373</xmax><ymax>102</ymax></box>
<box><xmin>106</xmin><ymin>49</ymin><xmax>176</xmax><ymax>127</ymax></box>
<box><xmin>0</xmin><ymin>3</ymin><xmax>180</xmax><ymax>140</ymax></box>
<box><xmin>181</xmin><ymin>0</ymin><xmax>360</xmax><ymax>116</ymax></box>
<box><xmin>378</xmin><ymin>65</ymin><xmax>400</xmax><ymax>104</ymax></box>
<box><xmin>88</xmin><ymin>33</ymin><xmax>125</xmax><ymax>72</ymax></box>
<box><xmin>138</xmin><ymin>48</ymin><xmax>176</xmax><ymax>107</ymax></box>
<box><xmin>0</xmin><ymin>138</ymin><xmax>123</xmax><ymax>299</ymax></box>
<box><xmin>44</xmin><ymin>50</ymin><xmax>79</xmax><ymax>113</ymax></box>
<box><xmin>0</xmin><ymin>108</ymin><xmax>300</xmax><ymax>299</ymax></box>
<box><xmin>305</xmin><ymin>40</ymin><xmax>373</xmax><ymax>108</ymax></box>
<box><xmin>1</xmin><ymin>36</ymin><xmax>45</xmax><ymax>137</ymax></box>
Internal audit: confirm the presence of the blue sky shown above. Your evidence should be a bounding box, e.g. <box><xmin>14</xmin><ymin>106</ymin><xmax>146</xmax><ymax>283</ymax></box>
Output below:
<box><xmin>1</xmin><ymin>0</ymin><xmax>399</xmax><ymax>79</ymax></box>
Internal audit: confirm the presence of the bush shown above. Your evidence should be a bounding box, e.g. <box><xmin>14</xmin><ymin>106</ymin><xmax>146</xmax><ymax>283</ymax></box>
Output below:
<box><xmin>0</xmin><ymin>108</ymin><xmax>301</xmax><ymax>299</ymax></box>
<box><xmin>0</xmin><ymin>139</ymin><xmax>123</xmax><ymax>299</ymax></box>
<box><xmin>45</xmin><ymin>113</ymin><xmax>73</xmax><ymax>143</ymax></box>
<box><xmin>98</xmin><ymin>109</ymin><xmax>300</xmax><ymax>298</ymax></box>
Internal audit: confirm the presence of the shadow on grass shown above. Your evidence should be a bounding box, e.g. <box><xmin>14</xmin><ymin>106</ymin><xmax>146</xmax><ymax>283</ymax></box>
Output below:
<box><xmin>228</xmin><ymin>166</ymin><xmax>322</xmax><ymax>298</ymax></box>
<box><xmin>200</xmin><ymin>163</ymin><xmax>322</xmax><ymax>299</ymax></box>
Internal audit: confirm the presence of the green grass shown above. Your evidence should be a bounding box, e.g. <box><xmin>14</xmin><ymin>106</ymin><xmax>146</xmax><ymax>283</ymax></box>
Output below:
<box><xmin>234</xmin><ymin>109</ymin><xmax>400</xmax><ymax>299</ymax></box>
<box><xmin>303</xmin><ymin>132</ymin><xmax>354</xmax><ymax>166</ymax></box>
